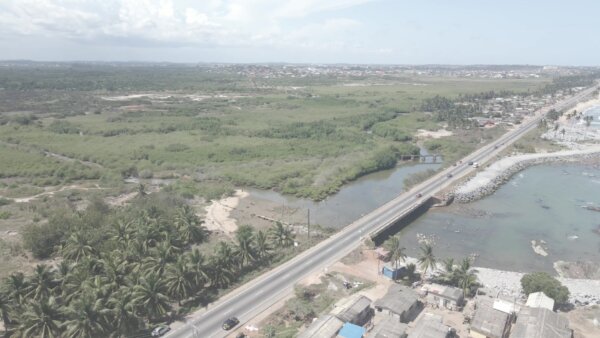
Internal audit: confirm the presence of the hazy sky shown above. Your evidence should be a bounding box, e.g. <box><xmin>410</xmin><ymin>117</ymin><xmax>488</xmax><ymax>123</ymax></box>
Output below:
<box><xmin>0</xmin><ymin>0</ymin><xmax>598</xmax><ymax>65</ymax></box>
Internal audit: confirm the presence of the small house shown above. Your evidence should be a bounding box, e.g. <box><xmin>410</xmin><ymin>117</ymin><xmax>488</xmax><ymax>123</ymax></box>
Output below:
<box><xmin>469</xmin><ymin>300</ymin><xmax>511</xmax><ymax>338</ymax></box>
<box><xmin>331</xmin><ymin>295</ymin><xmax>373</xmax><ymax>326</ymax></box>
<box><xmin>422</xmin><ymin>283</ymin><xmax>464</xmax><ymax>311</ymax></box>
<box><xmin>373</xmin><ymin>284</ymin><xmax>421</xmax><ymax>323</ymax></box>
<box><xmin>510</xmin><ymin>307</ymin><xmax>572</xmax><ymax>338</ymax></box>
<box><xmin>408</xmin><ymin>312</ymin><xmax>453</xmax><ymax>338</ymax></box>
<box><xmin>338</xmin><ymin>322</ymin><xmax>366</xmax><ymax>338</ymax></box>
<box><xmin>369</xmin><ymin>316</ymin><xmax>408</xmax><ymax>338</ymax></box>
<box><xmin>298</xmin><ymin>314</ymin><xmax>344</xmax><ymax>338</ymax></box>
<box><xmin>525</xmin><ymin>292</ymin><xmax>554</xmax><ymax>311</ymax></box>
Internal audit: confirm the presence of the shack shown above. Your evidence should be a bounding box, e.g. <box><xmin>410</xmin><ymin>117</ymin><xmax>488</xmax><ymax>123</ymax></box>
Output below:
<box><xmin>330</xmin><ymin>295</ymin><xmax>373</xmax><ymax>325</ymax></box>
<box><xmin>369</xmin><ymin>316</ymin><xmax>408</xmax><ymax>338</ymax></box>
<box><xmin>382</xmin><ymin>262</ymin><xmax>407</xmax><ymax>280</ymax></box>
<box><xmin>510</xmin><ymin>307</ymin><xmax>572</xmax><ymax>338</ymax></box>
<box><xmin>469</xmin><ymin>300</ymin><xmax>510</xmax><ymax>338</ymax></box>
<box><xmin>408</xmin><ymin>312</ymin><xmax>453</xmax><ymax>338</ymax></box>
<box><xmin>373</xmin><ymin>284</ymin><xmax>421</xmax><ymax>323</ymax></box>
<box><xmin>422</xmin><ymin>283</ymin><xmax>464</xmax><ymax>311</ymax></box>
<box><xmin>298</xmin><ymin>314</ymin><xmax>344</xmax><ymax>338</ymax></box>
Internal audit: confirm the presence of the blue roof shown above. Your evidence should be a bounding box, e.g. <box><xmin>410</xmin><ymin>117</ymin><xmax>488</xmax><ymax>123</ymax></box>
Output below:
<box><xmin>338</xmin><ymin>322</ymin><xmax>366</xmax><ymax>338</ymax></box>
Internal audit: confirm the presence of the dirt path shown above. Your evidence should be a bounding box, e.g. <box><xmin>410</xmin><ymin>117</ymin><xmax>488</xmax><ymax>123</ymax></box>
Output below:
<box><xmin>5</xmin><ymin>184</ymin><xmax>105</xmax><ymax>203</ymax></box>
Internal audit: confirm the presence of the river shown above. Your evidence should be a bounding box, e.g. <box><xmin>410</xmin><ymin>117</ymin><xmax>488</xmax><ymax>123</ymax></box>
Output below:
<box><xmin>396</xmin><ymin>163</ymin><xmax>600</xmax><ymax>273</ymax></box>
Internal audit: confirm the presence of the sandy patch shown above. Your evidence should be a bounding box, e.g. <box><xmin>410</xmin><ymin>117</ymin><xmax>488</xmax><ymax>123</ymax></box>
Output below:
<box><xmin>202</xmin><ymin>190</ymin><xmax>249</xmax><ymax>236</ymax></box>
<box><xmin>416</xmin><ymin>129</ymin><xmax>454</xmax><ymax>139</ymax></box>
<box><xmin>567</xmin><ymin>306</ymin><xmax>600</xmax><ymax>338</ymax></box>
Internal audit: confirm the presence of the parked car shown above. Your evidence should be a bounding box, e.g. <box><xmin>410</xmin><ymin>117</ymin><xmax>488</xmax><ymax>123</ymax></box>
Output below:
<box><xmin>223</xmin><ymin>317</ymin><xmax>240</xmax><ymax>330</ymax></box>
<box><xmin>151</xmin><ymin>325</ymin><xmax>170</xmax><ymax>337</ymax></box>
<box><xmin>415</xmin><ymin>193</ymin><xmax>423</xmax><ymax>198</ymax></box>
<box><xmin>447</xmin><ymin>173</ymin><xmax>453</xmax><ymax>178</ymax></box>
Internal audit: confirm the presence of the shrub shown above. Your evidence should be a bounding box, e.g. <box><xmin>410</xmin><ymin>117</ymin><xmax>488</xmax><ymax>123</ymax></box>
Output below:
<box><xmin>165</xmin><ymin>143</ymin><xmax>190</xmax><ymax>152</ymax></box>
<box><xmin>521</xmin><ymin>272</ymin><xmax>570</xmax><ymax>305</ymax></box>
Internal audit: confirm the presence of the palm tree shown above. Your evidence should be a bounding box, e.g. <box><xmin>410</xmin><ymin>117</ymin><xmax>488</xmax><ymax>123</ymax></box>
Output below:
<box><xmin>99</xmin><ymin>251</ymin><xmax>130</xmax><ymax>289</ymax></box>
<box><xmin>383</xmin><ymin>235</ymin><xmax>406</xmax><ymax>270</ymax></box>
<box><xmin>405</xmin><ymin>263</ymin><xmax>417</xmax><ymax>282</ymax></box>
<box><xmin>143</xmin><ymin>241</ymin><xmax>177</xmax><ymax>278</ymax></box>
<box><xmin>269</xmin><ymin>222</ymin><xmax>295</xmax><ymax>248</ymax></box>
<box><xmin>208</xmin><ymin>242</ymin><xmax>236</xmax><ymax>288</ymax></box>
<box><xmin>12</xmin><ymin>296</ymin><xmax>63</xmax><ymax>338</ymax></box>
<box><xmin>234</xmin><ymin>225</ymin><xmax>256</xmax><ymax>269</ymax></box>
<box><xmin>109</xmin><ymin>219</ymin><xmax>134</xmax><ymax>246</ymax></box>
<box><xmin>418</xmin><ymin>244</ymin><xmax>437</xmax><ymax>278</ymax></box>
<box><xmin>165</xmin><ymin>257</ymin><xmax>195</xmax><ymax>305</ymax></box>
<box><xmin>254</xmin><ymin>230</ymin><xmax>271</xmax><ymax>262</ymax></box>
<box><xmin>27</xmin><ymin>265</ymin><xmax>56</xmax><ymax>301</ymax></box>
<box><xmin>61</xmin><ymin>232</ymin><xmax>96</xmax><ymax>262</ymax></box>
<box><xmin>132</xmin><ymin>274</ymin><xmax>171</xmax><ymax>323</ymax></box>
<box><xmin>3</xmin><ymin>272</ymin><xmax>29</xmax><ymax>306</ymax></box>
<box><xmin>105</xmin><ymin>288</ymin><xmax>142</xmax><ymax>338</ymax></box>
<box><xmin>458</xmin><ymin>270</ymin><xmax>479</xmax><ymax>298</ymax></box>
<box><xmin>186</xmin><ymin>249</ymin><xmax>209</xmax><ymax>292</ymax></box>
<box><xmin>175</xmin><ymin>205</ymin><xmax>208</xmax><ymax>245</ymax></box>
<box><xmin>0</xmin><ymin>293</ymin><xmax>13</xmax><ymax>333</ymax></box>
<box><xmin>62</xmin><ymin>294</ymin><xmax>109</xmax><ymax>338</ymax></box>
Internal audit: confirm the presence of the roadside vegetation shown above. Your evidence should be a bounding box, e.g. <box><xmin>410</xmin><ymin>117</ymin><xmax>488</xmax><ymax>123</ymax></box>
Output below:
<box><xmin>0</xmin><ymin>192</ymin><xmax>327</xmax><ymax>337</ymax></box>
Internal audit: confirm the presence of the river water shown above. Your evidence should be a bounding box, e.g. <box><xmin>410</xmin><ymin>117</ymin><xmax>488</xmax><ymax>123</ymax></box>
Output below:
<box><xmin>396</xmin><ymin>163</ymin><xmax>600</xmax><ymax>273</ymax></box>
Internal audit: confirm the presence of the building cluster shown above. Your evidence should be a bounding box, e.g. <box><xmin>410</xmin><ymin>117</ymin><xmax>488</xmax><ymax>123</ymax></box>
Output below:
<box><xmin>465</xmin><ymin>87</ymin><xmax>587</xmax><ymax>128</ymax></box>
<box><xmin>298</xmin><ymin>281</ymin><xmax>572</xmax><ymax>338</ymax></box>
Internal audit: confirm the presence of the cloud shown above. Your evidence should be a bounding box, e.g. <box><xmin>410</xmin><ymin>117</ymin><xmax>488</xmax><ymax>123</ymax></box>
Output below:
<box><xmin>0</xmin><ymin>0</ymin><xmax>375</xmax><ymax>49</ymax></box>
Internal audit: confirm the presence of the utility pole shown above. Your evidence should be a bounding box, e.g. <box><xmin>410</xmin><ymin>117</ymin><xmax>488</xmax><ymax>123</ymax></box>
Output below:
<box><xmin>307</xmin><ymin>209</ymin><xmax>311</xmax><ymax>240</ymax></box>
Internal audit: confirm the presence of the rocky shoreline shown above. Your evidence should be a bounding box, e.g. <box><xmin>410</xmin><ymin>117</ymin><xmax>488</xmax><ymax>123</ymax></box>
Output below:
<box><xmin>454</xmin><ymin>149</ymin><xmax>600</xmax><ymax>203</ymax></box>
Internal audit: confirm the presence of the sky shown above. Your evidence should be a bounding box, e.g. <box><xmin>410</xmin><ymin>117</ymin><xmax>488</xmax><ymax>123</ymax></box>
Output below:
<box><xmin>0</xmin><ymin>0</ymin><xmax>598</xmax><ymax>65</ymax></box>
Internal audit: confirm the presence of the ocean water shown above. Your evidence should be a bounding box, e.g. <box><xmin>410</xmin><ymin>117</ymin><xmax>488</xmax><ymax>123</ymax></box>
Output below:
<box><xmin>395</xmin><ymin>164</ymin><xmax>600</xmax><ymax>273</ymax></box>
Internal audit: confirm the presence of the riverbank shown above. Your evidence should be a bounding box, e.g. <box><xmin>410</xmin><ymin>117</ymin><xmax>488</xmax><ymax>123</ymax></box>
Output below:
<box><xmin>454</xmin><ymin>145</ymin><xmax>600</xmax><ymax>203</ymax></box>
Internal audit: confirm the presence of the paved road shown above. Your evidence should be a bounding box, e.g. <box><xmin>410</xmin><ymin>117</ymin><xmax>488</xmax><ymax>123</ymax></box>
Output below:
<box><xmin>167</xmin><ymin>85</ymin><xmax>597</xmax><ymax>338</ymax></box>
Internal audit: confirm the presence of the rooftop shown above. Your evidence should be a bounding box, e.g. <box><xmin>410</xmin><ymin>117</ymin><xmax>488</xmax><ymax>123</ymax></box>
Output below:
<box><xmin>370</xmin><ymin>316</ymin><xmax>409</xmax><ymax>338</ymax></box>
<box><xmin>338</xmin><ymin>322</ymin><xmax>366</xmax><ymax>338</ymax></box>
<box><xmin>330</xmin><ymin>294</ymin><xmax>372</xmax><ymax>323</ymax></box>
<box><xmin>422</xmin><ymin>283</ymin><xmax>463</xmax><ymax>302</ymax></box>
<box><xmin>297</xmin><ymin>314</ymin><xmax>344</xmax><ymax>338</ymax></box>
<box><xmin>407</xmin><ymin>313</ymin><xmax>450</xmax><ymax>338</ymax></box>
<box><xmin>510</xmin><ymin>307</ymin><xmax>571</xmax><ymax>338</ymax></box>
<box><xmin>470</xmin><ymin>300</ymin><xmax>510</xmax><ymax>338</ymax></box>
<box><xmin>525</xmin><ymin>292</ymin><xmax>554</xmax><ymax>311</ymax></box>
<box><xmin>374</xmin><ymin>284</ymin><xmax>419</xmax><ymax>315</ymax></box>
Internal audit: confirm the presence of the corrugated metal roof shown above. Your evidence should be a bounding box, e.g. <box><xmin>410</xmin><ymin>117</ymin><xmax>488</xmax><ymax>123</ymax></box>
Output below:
<box><xmin>470</xmin><ymin>300</ymin><xmax>509</xmax><ymax>338</ymax></box>
<box><xmin>374</xmin><ymin>284</ymin><xmax>419</xmax><ymax>315</ymax></box>
<box><xmin>510</xmin><ymin>307</ymin><xmax>571</xmax><ymax>338</ymax></box>
<box><xmin>330</xmin><ymin>294</ymin><xmax>372</xmax><ymax>324</ymax></box>
<box><xmin>370</xmin><ymin>316</ymin><xmax>408</xmax><ymax>338</ymax></box>
<box><xmin>298</xmin><ymin>314</ymin><xmax>344</xmax><ymax>338</ymax></box>
<box><xmin>525</xmin><ymin>292</ymin><xmax>554</xmax><ymax>311</ymax></box>
<box><xmin>407</xmin><ymin>313</ymin><xmax>449</xmax><ymax>338</ymax></box>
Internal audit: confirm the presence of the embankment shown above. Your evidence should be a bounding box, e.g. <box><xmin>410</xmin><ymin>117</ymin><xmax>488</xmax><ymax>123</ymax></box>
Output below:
<box><xmin>454</xmin><ymin>146</ymin><xmax>600</xmax><ymax>203</ymax></box>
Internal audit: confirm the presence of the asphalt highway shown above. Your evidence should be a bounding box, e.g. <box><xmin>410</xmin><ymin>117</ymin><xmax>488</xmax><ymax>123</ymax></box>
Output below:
<box><xmin>167</xmin><ymin>85</ymin><xmax>597</xmax><ymax>338</ymax></box>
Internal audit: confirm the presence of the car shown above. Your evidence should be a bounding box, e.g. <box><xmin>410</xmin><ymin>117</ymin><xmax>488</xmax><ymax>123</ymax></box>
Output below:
<box><xmin>447</xmin><ymin>173</ymin><xmax>453</xmax><ymax>178</ymax></box>
<box><xmin>151</xmin><ymin>325</ymin><xmax>170</xmax><ymax>337</ymax></box>
<box><xmin>467</xmin><ymin>161</ymin><xmax>474</xmax><ymax>165</ymax></box>
<box><xmin>222</xmin><ymin>317</ymin><xmax>240</xmax><ymax>330</ymax></box>
<box><xmin>415</xmin><ymin>193</ymin><xmax>423</xmax><ymax>198</ymax></box>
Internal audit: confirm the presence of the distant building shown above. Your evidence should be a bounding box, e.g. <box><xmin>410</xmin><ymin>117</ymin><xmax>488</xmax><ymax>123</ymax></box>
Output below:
<box><xmin>338</xmin><ymin>322</ymin><xmax>366</xmax><ymax>338</ymax></box>
<box><xmin>469</xmin><ymin>300</ymin><xmax>511</xmax><ymax>338</ymax></box>
<box><xmin>408</xmin><ymin>313</ymin><xmax>453</xmax><ymax>338</ymax></box>
<box><xmin>298</xmin><ymin>314</ymin><xmax>344</xmax><ymax>338</ymax></box>
<box><xmin>331</xmin><ymin>295</ymin><xmax>373</xmax><ymax>326</ymax></box>
<box><xmin>421</xmin><ymin>283</ymin><xmax>464</xmax><ymax>311</ymax></box>
<box><xmin>510</xmin><ymin>307</ymin><xmax>572</xmax><ymax>338</ymax></box>
<box><xmin>369</xmin><ymin>316</ymin><xmax>408</xmax><ymax>338</ymax></box>
<box><xmin>373</xmin><ymin>284</ymin><xmax>421</xmax><ymax>323</ymax></box>
<box><xmin>525</xmin><ymin>292</ymin><xmax>554</xmax><ymax>311</ymax></box>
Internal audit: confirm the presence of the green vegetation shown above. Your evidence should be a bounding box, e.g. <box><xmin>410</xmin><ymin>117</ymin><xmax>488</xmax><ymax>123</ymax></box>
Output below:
<box><xmin>1</xmin><ymin>192</ymin><xmax>326</xmax><ymax>337</ymax></box>
<box><xmin>0</xmin><ymin>65</ymin><xmax>550</xmax><ymax>201</ymax></box>
<box><xmin>520</xmin><ymin>272</ymin><xmax>570</xmax><ymax>305</ymax></box>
